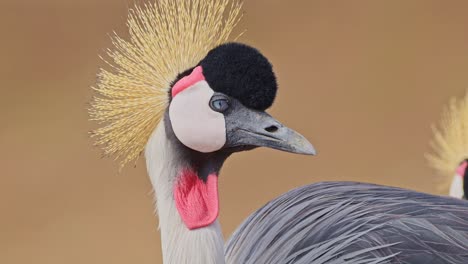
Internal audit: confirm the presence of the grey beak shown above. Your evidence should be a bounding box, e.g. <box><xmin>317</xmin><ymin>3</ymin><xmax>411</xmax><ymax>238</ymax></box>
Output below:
<box><xmin>225</xmin><ymin>101</ymin><xmax>316</xmax><ymax>155</ymax></box>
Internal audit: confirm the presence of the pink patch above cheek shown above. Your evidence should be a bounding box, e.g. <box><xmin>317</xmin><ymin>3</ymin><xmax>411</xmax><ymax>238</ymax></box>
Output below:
<box><xmin>174</xmin><ymin>170</ymin><xmax>219</xmax><ymax>230</ymax></box>
<box><xmin>456</xmin><ymin>161</ymin><xmax>468</xmax><ymax>178</ymax></box>
<box><xmin>172</xmin><ymin>66</ymin><xmax>206</xmax><ymax>97</ymax></box>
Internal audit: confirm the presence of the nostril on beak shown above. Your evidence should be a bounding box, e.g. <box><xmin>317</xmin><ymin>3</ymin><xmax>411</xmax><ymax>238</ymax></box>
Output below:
<box><xmin>265</xmin><ymin>125</ymin><xmax>279</xmax><ymax>133</ymax></box>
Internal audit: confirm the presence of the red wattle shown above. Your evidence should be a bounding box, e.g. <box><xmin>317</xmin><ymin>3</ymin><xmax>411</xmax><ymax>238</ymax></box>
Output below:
<box><xmin>456</xmin><ymin>161</ymin><xmax>467</xmax><ymax>178</ymax></box>
<box><xmin>174</xmin><ymin>170</ymin><xmax>219</xmax><ymax>230</ymax></box>
<box><xmin>171</xmin><ymin>66</ymin><xmax>206</xmax><ymax>97</ymax></box>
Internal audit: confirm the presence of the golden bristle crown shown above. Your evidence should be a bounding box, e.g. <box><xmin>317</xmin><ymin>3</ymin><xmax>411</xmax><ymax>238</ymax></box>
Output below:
<box><xmin>426</xmin><ymin>91</ymin><xmax>468</xmax><ymax>186</ymax></box>
<box><xmin>89</xmin><ymin>0</ymin><xmax>243</xmax><ymax>168</ymax></box>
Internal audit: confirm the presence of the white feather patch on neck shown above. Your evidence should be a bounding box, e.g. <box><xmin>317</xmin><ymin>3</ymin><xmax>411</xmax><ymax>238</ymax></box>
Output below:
<box><xmin>145</xmin><ymin>122</ymin><xmax>225</xmax><ymax>264</ymax></box>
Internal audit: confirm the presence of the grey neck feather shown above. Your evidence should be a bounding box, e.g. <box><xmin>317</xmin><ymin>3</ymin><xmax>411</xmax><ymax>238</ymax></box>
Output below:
<box><xmin>145</xmin><ymin>121</ymin><xmax>225</xmax><ymax>264</ymax></box>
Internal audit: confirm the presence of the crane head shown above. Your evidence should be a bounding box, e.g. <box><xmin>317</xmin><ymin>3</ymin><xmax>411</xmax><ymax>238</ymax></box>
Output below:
<box><xmin>168</xmin><ymin>42</ymin><xmax>316</xmax><ymax>156</ymax></box>
<box><xmin>89</xmin><ymin>0</ymin><xmax>314</xmax><ymax>170</ymax></box>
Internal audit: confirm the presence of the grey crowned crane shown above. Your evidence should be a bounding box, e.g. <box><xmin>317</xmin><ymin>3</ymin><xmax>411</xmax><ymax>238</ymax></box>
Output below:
<box><xmin>427</xmin><ymin>92</ymin><xmax>468</xmax><ymax>200</ymax></box>
<box><xmin>89</xmin><ymin>1</ymin><xmax>468</xmax><ymax>263</ymax></box>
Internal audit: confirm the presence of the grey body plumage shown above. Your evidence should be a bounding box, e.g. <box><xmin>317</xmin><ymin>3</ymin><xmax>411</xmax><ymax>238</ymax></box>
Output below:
<box><xmin>225</xmin><ymin>182</ymin><xmax>468</xmax><ymax>264</ymax></box>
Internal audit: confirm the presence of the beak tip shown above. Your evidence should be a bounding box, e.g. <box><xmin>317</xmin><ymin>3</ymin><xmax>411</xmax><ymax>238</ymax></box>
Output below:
<box><xmin>294</xmin><ymin>139</ymin><xmax>316</xmax><ymax>156</ymax></box>
<box><xmin>303</xmin><ymin>145</ymin><xmax>317</xmax><ymax>156</ymax></box>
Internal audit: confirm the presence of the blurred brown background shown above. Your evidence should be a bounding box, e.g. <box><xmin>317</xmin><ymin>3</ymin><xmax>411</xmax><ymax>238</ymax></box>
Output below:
<box><xmin>1</xmin><ymin>0</ymin><xmax>468</xmax><ymax>263</ymax></box>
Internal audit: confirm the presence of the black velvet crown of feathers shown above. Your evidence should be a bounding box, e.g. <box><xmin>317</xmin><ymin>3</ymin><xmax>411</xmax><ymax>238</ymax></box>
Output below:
<box><xmin>199</xmin><ymin>43</ymin><xmax>278</xmax><ymax>111</ymax></box>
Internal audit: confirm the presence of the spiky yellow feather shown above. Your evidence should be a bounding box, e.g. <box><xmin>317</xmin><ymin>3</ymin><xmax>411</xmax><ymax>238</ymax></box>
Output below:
<box><xmin>89</xmin><ymin>0</ymin><xmax>243</xmax><ymax>168</ymax></box>
<box><xmin>427</xmin><ymin>91</ymin><xmax>468</xmax><ymax>189</ymax></box>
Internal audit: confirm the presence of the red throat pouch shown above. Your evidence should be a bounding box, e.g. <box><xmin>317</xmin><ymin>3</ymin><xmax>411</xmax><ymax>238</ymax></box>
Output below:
<box><xmin>174</xmin><ymin>170</ymin><xmax>219</xmax><ymax>230</ymax></box>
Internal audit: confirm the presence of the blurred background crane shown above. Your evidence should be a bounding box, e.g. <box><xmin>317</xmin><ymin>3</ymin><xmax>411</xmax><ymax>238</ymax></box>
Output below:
<box><xmin>427</xmin><ymin>91</ymin><xmax>468</xmax><ymax>199</ymax></box>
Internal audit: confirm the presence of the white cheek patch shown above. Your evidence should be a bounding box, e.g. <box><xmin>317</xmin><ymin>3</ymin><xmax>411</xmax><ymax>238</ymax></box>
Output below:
<box><xmin>449</xmin><ymin>174</ymin><xmax>464</xmax><ymax>199</ymax></box>
<box><xmin>169</xmin><ymin>81</ymin><xmax>226</xmax><ymax>152</ymax></box>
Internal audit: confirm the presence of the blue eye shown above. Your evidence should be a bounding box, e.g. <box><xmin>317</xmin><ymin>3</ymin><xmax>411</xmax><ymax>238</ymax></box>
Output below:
<box><xmin>210</xmin><ymin>98</ymin><xmax>229</xmax><ymax>112</ymax></box>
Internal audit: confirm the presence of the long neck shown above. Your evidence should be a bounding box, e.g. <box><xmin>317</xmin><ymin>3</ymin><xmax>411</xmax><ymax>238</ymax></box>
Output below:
<box><xmin>145</xmin><ymin>121</ymin><xmax>225</xmax><ymax>264</ymax></box>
